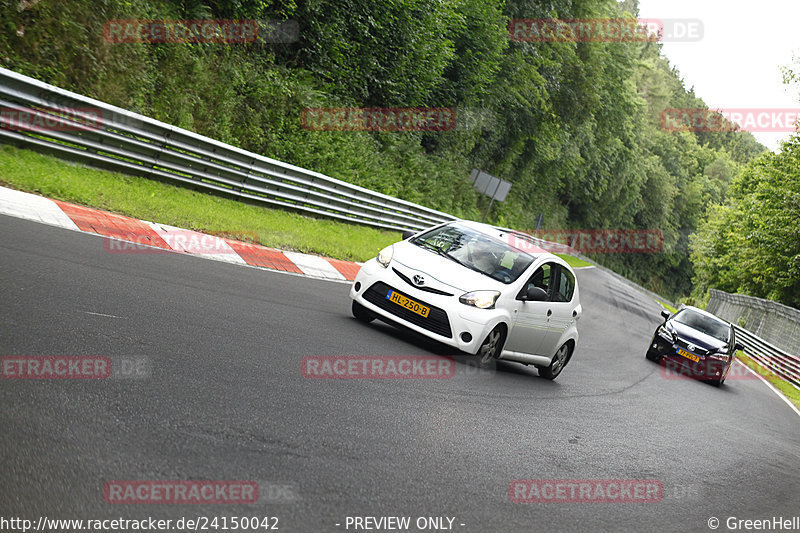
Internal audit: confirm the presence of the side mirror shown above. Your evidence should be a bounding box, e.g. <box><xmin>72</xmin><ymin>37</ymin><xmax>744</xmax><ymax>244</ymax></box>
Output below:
<box><xmin>522</xmin><ymin>286</ymin><xmax>548</xmax><ymax>302</ymax></box>
<box><xmin>734</xmin><ymin>342</ymin><xmax>744</xmax><ymax>352</ymax></box>
<box><xmin>401</xmin><ymin>230</ymin><xmax>415</xmax><ymax>240</ymax></box>
<box><xmin>660</xmin><ymin>310</ymin><xmax>670</xmax><ymax>321</ymax></box>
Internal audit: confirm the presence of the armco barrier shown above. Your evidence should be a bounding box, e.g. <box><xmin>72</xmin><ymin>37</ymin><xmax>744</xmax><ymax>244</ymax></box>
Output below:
<box><xmin>707</xmin><ymin>289</ymin><xmax>800</xmax><ymax>390</ymax></box>
<box><xmin>732</xmin><ymin>325</ymin><xmax>800</xmax><ymax>390</ymax></box>
<box><xmin>0</xmin><ymin>67</ymin><xmax>456</xmax><ymax>232</ymax></box>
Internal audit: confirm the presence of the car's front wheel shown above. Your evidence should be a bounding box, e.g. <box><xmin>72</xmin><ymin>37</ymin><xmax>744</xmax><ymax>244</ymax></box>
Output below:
<box><xmin>477</xmin><ymin>325</ymin><xmax>506</xmax><ymax>365</ymax></box>
<box><xmin>538</xmin><ymin>342</ymin><xmax>572</xmax><ymax>380</ymax></box>
<box><xmin>645</xmin><ymin>346</ymin><xmax>662</xmax><ymax>362</ymax></box>
<box><xmin>708</xmin><ymin>366</ymin><xmax>729</xmax><ymax>387</ymax></box>
<box><xmin>351</xmin><ymin>300</ymin><xmax>375</xmax><ymax>323</ymax></box>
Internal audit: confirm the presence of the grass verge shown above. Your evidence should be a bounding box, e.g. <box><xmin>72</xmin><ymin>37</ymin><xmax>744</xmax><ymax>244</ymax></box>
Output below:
<box><xmin>0</xmin><ymin>146</ymin><xmax>600</xmax><ymax>268</ymax></box>
<box><xmin>735</xmin><ymin>350</ymin><xmax>800</xmax><ymax>411</ymax></box>
<box><xmin>555</xmin><ymin>253</ymin><xmax>593</xmax><ymax>268</ymax></box>
<box><xmin>0</xmin><ymin>145</ymin><xmax>399</xmax><ymax>262</ymax></box>
<box><xmin>655</xmin><ymin>300</ymin><xmax>678</xmax><ymax>314</ymax></box>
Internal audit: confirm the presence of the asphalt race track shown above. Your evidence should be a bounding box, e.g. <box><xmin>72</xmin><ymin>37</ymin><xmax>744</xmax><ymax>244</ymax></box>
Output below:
<box><xmin>2</xmin><ymin>213</ymin><xmax>799</xmax><ymax>533</ymax></box>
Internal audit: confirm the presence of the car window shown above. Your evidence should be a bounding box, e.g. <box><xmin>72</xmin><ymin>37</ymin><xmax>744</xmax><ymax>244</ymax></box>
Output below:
<box><xmin>553</xmin><ymin>267</ymin><xmax>575</xmax><ymax>303</ymax></box>
<box><xmin>412</xmin><ymin>223</ymin><xmax>534</xmax><ymax>284</ymax></box>
<box><xmin>674</xmin><ymin>309</ymin><xmax>731</xmax><ymax>342</ymax></box>
<box><xmin>520</xmin><ymin>263</ymin><xmax>554</xmax><ymax>300</ymax></box>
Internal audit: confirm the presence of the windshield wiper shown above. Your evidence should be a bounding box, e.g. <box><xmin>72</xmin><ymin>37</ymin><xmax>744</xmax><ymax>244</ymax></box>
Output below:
<box><xmin>417</xmin><ymin>240</ymin><xmax>457</xmax><ymax>262</ymax></box>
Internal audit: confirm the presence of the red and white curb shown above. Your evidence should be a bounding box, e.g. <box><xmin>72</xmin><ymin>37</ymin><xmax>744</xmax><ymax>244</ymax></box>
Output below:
<box><xmin>0</xmin><ymin>185</ymin><xmax>362</xmax><ymax>282</ymax></box>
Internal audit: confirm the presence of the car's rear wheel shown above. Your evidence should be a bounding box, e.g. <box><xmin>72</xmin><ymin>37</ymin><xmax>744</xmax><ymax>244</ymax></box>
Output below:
<box><xmin>538</xmin><ymin>342</ymin><xmax>572</xmax><ymax>380</ymax></box>
<box><xmin>351</xmin><ymin>300</ymin><xmax>375</xmax><ymax>323</ymax></box>
<box><xmin>477</xmin><ymin>325</ymin><xmax>506</xmax><ymax>365</ymax></box>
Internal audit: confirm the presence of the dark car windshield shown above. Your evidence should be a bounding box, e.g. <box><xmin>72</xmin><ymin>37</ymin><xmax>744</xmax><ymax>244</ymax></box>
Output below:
<box><xmin>412</xmin><ymin>223</ymin><xmax>534</xmax><ymax>284</ymax></box>
<box><xmin>673</xmin><ymin>309</ymin><xmax>731</xmax><ymax>343</ymax></box>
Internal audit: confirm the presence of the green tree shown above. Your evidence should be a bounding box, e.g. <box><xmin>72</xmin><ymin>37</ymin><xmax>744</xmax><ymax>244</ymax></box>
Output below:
<box><xmin>691</xmin><ymin>137</ymin><xmax>800</xmax><ymax>306</ymax></box>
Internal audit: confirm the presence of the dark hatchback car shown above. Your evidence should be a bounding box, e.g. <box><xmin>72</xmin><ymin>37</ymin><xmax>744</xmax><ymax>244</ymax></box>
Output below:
<box><xmin>646</xmin><ymin>306</ymin><xmax>743</xmax><ymax>386</ymax></box>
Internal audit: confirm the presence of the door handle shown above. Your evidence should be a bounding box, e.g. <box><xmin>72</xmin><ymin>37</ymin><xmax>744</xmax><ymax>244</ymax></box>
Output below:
<box><xmin>547</xmin><ymin>309</ymin><xmax>552</xmax><ymax>317</ymax></box>
<box><xmin>572</xmin><ymin>310</ymin><xmax>577</xmax><ymax>317</ymax></box>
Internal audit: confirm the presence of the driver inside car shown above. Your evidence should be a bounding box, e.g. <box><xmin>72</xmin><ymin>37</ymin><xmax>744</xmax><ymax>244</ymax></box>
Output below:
<box><xmin>461</xmin><ymin>238</ymin><xmax>498</xmax><ymax>275</ymax></box>
<box><xmin>451</xmin><ymin>237</ymin><xmax>517</xmax><ymax>282</ymax></box>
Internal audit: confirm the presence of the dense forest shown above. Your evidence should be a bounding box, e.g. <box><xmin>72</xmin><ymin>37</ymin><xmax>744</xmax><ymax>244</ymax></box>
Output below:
<box><xmin>3</xmin><ymin>0</ymin><xmax>792</xmax><ymax>305</ymax></box>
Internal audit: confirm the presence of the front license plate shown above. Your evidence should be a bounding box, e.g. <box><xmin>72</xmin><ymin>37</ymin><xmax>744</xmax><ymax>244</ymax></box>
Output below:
<box><xmin>677</xmin><ymin>348</ymin><xmax>700</xmax><ymax>363</ymax></box>
<box><xmin>386</xmin><ymin>290</ymin><xmax>430</xmax><ymax>318</ymax></box>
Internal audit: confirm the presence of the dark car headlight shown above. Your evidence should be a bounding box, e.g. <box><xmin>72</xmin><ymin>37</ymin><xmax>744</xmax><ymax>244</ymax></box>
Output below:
<box><xmin>657</xmin><ymin>325</ymin><xmax>674</xmax><ymax>342</ymax></box>
<box><xmin>707</xmin><ymin>351</ymin><xmax>730</xmax><ymax>362</ymax></box>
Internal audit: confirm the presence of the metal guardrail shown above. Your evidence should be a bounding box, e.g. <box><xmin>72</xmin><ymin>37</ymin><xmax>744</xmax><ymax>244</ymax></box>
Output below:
<box><xmin>734</xmin><ymin>325</ymin><xmax>800</xmax><ymax>390</ymax></box>
<box><xmin>707</xmin><ymin>289</ymin><xmax>800</xmax><ymax>356</ymax></box>
<box><xmin>705</xmin><ymin>289</ymin><xmax>800</xmax><ymax>390</ymax></box>
<box><xmin>0</xmin><ymin>67</ymin><xmax>457</xmax><ymax>232</ymax></box>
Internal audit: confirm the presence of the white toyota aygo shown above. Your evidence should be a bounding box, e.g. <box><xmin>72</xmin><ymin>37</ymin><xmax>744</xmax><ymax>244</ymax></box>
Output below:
<box><xmin>349</xmin><ymin>220</ymin><xmax>582</xmax><ymax>380</ymax></box>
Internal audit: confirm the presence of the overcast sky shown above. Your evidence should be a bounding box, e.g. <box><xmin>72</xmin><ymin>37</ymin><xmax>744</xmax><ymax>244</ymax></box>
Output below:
<box><xmin>636</xmin><ymin>0</ymin><xmax>800</xmax><ymax>152</ymax></box>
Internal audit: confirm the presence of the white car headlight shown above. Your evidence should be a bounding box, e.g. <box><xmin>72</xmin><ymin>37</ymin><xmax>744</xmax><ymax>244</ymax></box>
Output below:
<box><xmin>376</xmin><ymin>245</ymin><xmax>394</xmax><ymax>268</ymax></box>
<box><xmin>657</xmin><ymin>326</ymin><xmax>673</xmax><ymax>342</ymax></box>
<box><xmin>459</xmin><ymin>290</ymin><xmax>501</xmax><ymax>309</ymax></box>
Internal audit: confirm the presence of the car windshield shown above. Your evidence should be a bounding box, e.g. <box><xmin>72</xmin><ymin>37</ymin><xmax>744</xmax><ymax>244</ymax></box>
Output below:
<box><xmin>673</xmin><ymin>309</ymin><xmax>731</xmax><ymax>342</ymax></box>
<box><xmin>411</xmin><ymin>223</ymin><xmax>534</xmax><ymax>284</ymax></box>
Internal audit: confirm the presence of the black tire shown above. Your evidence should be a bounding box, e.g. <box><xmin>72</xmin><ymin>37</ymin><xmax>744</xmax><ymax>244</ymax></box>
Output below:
<box><xmin>708</xmin><ymin>369</ymin><xmax>727</xmax><ymax>387</ymax></box>
<box><xmin>351</xmin><ymin>300</ymin><xmax>375</xmax><ymax>323</ymax></box>
<box><xmin>476</xmin><ymin>325</ymin><xmax>507</xmax><ymax>365</ymax></box>
<box><xmin>645</xmin><ymin>347</ymin><xmax>662</xmax><ymax>362</ymax></box>
<box><xmin>538</xmin><ymin>342</ymin><xmax>572</xmax><ymax>380</ymax></box>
